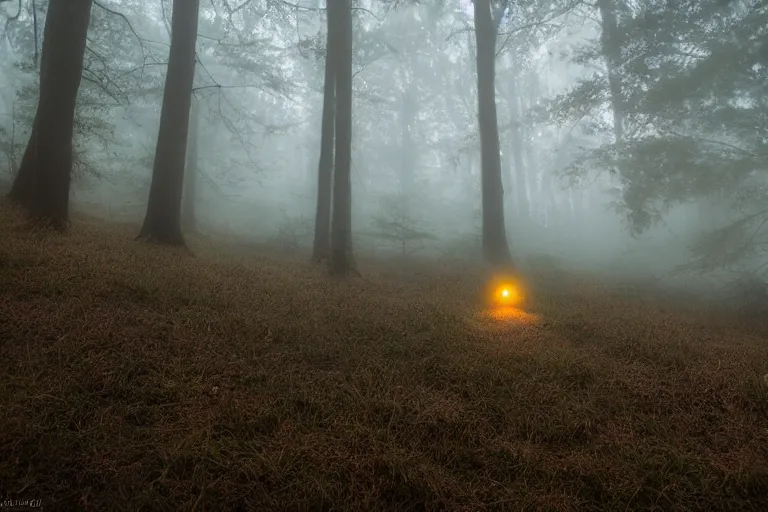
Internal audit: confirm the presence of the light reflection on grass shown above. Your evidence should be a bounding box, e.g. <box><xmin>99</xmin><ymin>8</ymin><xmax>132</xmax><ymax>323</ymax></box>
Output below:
<box><xmin>486</xmin><ymin>306</ymin><xmax>541</xmax><ymax>324</ymax></box>
<box><xmin>469</xmin><ymin>306</ymin><xmax>543</xmax><ymax>333</ymax></box>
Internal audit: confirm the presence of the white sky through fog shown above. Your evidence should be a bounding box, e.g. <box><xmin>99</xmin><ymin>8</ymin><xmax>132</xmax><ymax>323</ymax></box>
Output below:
<box><xmin>459</xmin><ymin>0</ymin><xmax>474</xmax><ymax>18</ymax></box>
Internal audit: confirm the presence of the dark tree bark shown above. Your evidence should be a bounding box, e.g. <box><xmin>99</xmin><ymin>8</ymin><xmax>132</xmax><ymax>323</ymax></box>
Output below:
<box><xmin>8</xmin><ymin>0</ymin><xmax>92</xmax><ymax>229</ymax></box>
<box><xmin>137</xmin><ymin>0</ymin><xmax>200</xmax><ymax>245</ymax></box>
<box><xmin>329</xmin><ymin>0</ymin><xmax>356</xmax><ymax>276</ymax></box>
<box><xmin>182</xmin><ymin>96</ymin><xmax>199</xmax><ymax>233</ymax></box>
<box><xmin>473</xmin><ymin>0</ymin><xmax>515</xmax><ymax>270</ymax></box>
<box><xmin>311</xmin><ymin>3</ymin><xmax>338</xmax><ymax>263</ymax></box>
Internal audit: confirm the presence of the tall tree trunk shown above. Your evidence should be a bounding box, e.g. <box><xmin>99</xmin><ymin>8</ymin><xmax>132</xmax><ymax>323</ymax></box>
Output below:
<box><xmin>540</xmin><ymin>167</ymin><xmax>556</xmax><ymax>227</ymax></box>
<box><xmin>182</xmin><ymin>96</ymin><xmax>199</xmax><ymax>233</ymax></box>
<box><xmin>597</xmin><ymin>0</ymin><xmax>624</xmax><ymax>145</ymax></box>
<box><xmin>137</xmin><ymin>0</ymin><xmax>200</xmax><ymax>245</ymax></box>
<box><xmin>399</xmin><ymin>80</ymin><xmax>417</xmax><ymax>214</ymax></box>
<box><xmin>507</xmin><ymin>54</ymin><xmax>529</xmax><ymax>222</ymax></box>
<box><xmin>329</xmin><ymin>0</ymin><xmax>356</xmax><ymax>276</ymax></box>
<box><xmin>502</xmin><ymin>144</ymin><xmax>514</xmax><ymax>213</ymax></box>
<box><xmin>473</xmin><ymin>0</ymin><xmax>514</xmax><ymax>270</ymax></box>
<box><xmin>525</xmin><ymin>72</ymin><xmax>552</xmax><ymax>224</ymax></box>
<box><xmin>311</xmin><ymin>4</ymin><xmax>338</xmax><ymax>263</ymax></box>
<box><xmin>571</xmin><ymin>185</ymin><xmax>584</xmax><ymax>224</ymax></box>
<box><xmin>8</xmin><ymin>0</ymin><xmax>92</xmax><ymax>229</ymax></box>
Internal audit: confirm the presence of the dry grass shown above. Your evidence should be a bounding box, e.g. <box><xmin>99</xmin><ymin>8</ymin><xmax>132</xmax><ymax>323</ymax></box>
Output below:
<box><xmin>1</xmin><ymin>201</ymin><xmax>767</xmax><ymax>512</ymax></box>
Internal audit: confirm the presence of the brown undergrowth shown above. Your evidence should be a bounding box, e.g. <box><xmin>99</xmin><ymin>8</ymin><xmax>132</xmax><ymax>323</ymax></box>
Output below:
<box><xmin>1</xmin><ymin>201</ymin><xmax>767</xmax><ymax>511</ymax></box>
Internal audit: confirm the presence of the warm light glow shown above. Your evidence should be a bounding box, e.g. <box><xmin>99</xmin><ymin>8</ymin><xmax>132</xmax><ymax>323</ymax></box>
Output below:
<box><xmin>487</xmin><ymin>306</ymin><xmax>540</xmax><ymax>323</ymax></box>
<box><xmin>483</xmin><ymin>273</ymin><xmax>527</xmax><ymax>310</ymax></box>
<box><xmin>469</xmin><ymin>306</ymin><xmax>542</xmax><ymax>333</ymax></box>
<box><xmin>493</xmin><ymin>283</ymin><xmax>521</xmax><ymax>306</ymax></box>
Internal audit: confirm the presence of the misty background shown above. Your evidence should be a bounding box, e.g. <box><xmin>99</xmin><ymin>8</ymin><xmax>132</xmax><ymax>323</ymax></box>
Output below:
<box><xmin>0</xmin><ymin>0</ymin><xmax>765</xmax><ymax>299</ymax></box>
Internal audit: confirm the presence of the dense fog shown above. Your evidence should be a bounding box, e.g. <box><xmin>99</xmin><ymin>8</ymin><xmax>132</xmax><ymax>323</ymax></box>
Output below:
<box><xmin>1</xmin><ymin>0</ymin><xmax>765</xmax><ymax>296</ymax></box>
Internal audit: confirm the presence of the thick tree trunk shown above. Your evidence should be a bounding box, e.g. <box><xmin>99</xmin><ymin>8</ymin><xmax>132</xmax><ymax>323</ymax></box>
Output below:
<box><xmin>182</xmin><ymin>97</ymin><xmax>199</xmax><ymax>233</ymax></box>
<box><xmin>311</xmin><ymin>4</ymin><xmax>337</xmax><ymax>263</ymax></box>
<box><xmin>597</xmin><ymin>0</ymin><xmax>624</xmax><ymax>145</ymax></box>
<box><xmin>8</xmin><ymin>0</ymin><xmax>92</xmax><ymax>229</ymax></box>
<box><xmin>329</xmin><ymin>0</ymin><xmax>356</xmax><ymax>276</ymax></box>
<box><xmin>137</xmin><ymin>0</ymin><xmax>200</xmax><ymax>245</ymax></box>
<box><xmin>473</xmin><ymin>0</ymin><xmax>515</xmax><ymax>270</ymax></box>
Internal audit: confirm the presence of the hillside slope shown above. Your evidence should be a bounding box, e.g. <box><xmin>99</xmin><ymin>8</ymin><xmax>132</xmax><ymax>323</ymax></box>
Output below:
<box><xmin>1</xmin><ymin>203</ymin><xmax>767</xmax><ymax>511</ymax></box>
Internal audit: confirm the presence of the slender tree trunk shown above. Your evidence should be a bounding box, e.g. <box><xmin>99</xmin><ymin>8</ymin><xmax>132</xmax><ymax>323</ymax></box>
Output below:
<box><xmin>571</xmin><ymin>186</ymin><xmax>584</xmax><ymax>223</ymax></box>
<box><xmin>507</xmin><ymin>55</ymin><xmax>529</xmax><ymax>222</ymax></box>
<box><xmin>597</xmin><ymin>0</ymin><xmax>624</xmax><ymax>145</ymax></box>
<box><xmin>32</xmin><ymin>0</ymin><xmax>39</xmax><ymax>68</ymax></box>
<box><xmin>568</xmin><ymin>188</ymin><xmax>577</xmax><ymax>222</ymax></box>
<box><xmin>399</xmin><ymin>80</ymin><xmax>417</xmax><ymax>214</ymax></box>
<box><xmin>311</xmin><ymin>4</ymin><xmax>337</xmax><ymax>263</ymax></box>
<box><xmin>502</xmin><ymin>144</ymin><xmax>514</xmax><ymax>212</ymax></box>
<box><xmin>473</xmin><ymin>0</ymin><xmax>514</xmax><ymax>270</ymax></box>
<box><xmin>137</xmin><ymin>0</ymin><xmax>200</xmax><ymax>245</ymax></box>
<box><xmin>182</xmin><ymin>96</ymin><xmax>199</xmax><ymax>233</ymax></box>
<box><xmin>8</xmin><ymin>0</ymin><xmax>92</xmax><ymax>229</ymax></box>
<box><xmin>524</xmin><ymin>72</ymin><xmax>551</xmax><ymax>224</ymax></box>
<box><xmin>329</xmin><ymin>0</ymin><xmax>356</xmax><ymax>276</ymax></box>
<box><xmin>540</xmin><ymin>168</ymin><xmax>556</xmax><ymax>226</ymax></box>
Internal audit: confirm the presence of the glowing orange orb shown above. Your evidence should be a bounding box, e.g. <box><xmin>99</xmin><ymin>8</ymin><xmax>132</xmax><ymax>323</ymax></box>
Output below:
<box><xmin>494</xmin><ymin>283</ymin><xmax>520</xmax><ymax>305</ymax></box>
<box><xmin>484</xmin><ymin>273</ymin><xmax>525</xmax><ymax>308</ymax></box>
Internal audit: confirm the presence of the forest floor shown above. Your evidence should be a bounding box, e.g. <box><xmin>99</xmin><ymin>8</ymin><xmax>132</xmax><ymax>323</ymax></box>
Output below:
<box><xmin>1</xmin><ymin>201</ymin><xmax>768</xmax><ymax>512</ymax></box>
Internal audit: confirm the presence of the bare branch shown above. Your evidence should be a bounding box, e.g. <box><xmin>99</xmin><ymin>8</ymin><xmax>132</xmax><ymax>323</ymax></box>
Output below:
<box><xmin>496</xmin><ymin>0</ymin><xmax>587</xmax><ymax>56</ymax></box>
<box><xmin>275</xmin><ymin>0</ymin><xmax>383</xmax><ymax>21</ymax></box>
<box><xmin>81</xmin><ymin>70</ymin><xmax>123</xmax><ymax>105</ymax></box>
<box><xmin>92</xmin><ymin>0</ymin><xmax>147</xmax><ymax>62</ymax></box>
<box><xmin>663</xmin><ymin>130</ymin><xmax>761</xmax><ymax>158</ymax></box>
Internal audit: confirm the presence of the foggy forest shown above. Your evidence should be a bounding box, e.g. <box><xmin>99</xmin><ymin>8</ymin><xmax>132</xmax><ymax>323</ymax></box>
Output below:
<box><xmin>1</xmin><ymin>0</ymin><xmax>767</xmax><ymax>510</ymax></box>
